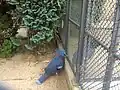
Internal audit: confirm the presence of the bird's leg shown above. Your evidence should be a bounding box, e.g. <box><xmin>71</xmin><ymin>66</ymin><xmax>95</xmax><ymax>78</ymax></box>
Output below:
<box><xmin>56</xmin><ymin>72</ymin><xmax>58</xmax><ymax>75</ymax></box>
<box><xmin>56</xmin><ymin>70</ymin><xmax>61</xmax><ymax>76</ymax></box>
<box><xmin>39</xmin><ymin>68</ymin><xmax>45</xmax><ymax>76</ymax></box>
<box><xmin>40</xmin><ymin>68</ymin><xmax>44</xmax><ymax>72</ymax></box>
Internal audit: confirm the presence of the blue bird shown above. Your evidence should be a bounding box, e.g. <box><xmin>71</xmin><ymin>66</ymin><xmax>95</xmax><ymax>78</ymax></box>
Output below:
<box><xmin>36</xmin><ymin>49</ymin><xmax>66</xmax><ymax>85</ymax></box>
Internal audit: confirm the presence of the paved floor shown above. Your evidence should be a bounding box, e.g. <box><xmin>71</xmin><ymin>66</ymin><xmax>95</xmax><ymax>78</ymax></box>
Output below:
<box><xmin>0</xmin><ymin>53</ymin><xmax>68</xmax><ymax>90</ymax></box>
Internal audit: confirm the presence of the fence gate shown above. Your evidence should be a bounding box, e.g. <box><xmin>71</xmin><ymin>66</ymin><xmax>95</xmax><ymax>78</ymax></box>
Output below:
<box><xmin>77</xmin><ymin>0</ymin><xmax>120</xmax><ymax>90</ymax></box>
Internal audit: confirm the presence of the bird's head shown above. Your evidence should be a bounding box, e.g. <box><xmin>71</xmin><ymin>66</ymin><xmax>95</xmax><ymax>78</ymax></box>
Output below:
<box><xmin>55</xmin><ymin>49</ymin><xmax>66</xmax><ymax>57</ymax></box>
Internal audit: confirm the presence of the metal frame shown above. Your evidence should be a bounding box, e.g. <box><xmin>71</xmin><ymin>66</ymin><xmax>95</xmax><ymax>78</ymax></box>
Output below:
<box><xmin>76</xmin><ymin>0</ymin><xmax>88</xmax><ymax>83</ymax></box>
<box><xmin>64</xmin><ymin>0</ymin><xmax>70</xmax><ymax>53</ymax></box>
<box><xmin>102</xmin><ymin>1</ymin><xmax>120</xmax><ymax>89</ymax></box>
<box><xmin>60</xmin><ymin>0</ymin><xmax>120</xmax><ymax>90</ymax></box>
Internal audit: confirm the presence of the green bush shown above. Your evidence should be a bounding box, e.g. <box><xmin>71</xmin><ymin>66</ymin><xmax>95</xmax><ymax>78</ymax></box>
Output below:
<box><xmin>0</xmin><ymin>37</ymin><xmax>21</xmax><ymax>58</ymax></box>
<box><xmin>8</xmin><ymin>0</ymin><xmax>66</xmax><ymax>49</ymax></box>
<box><xmin>0</xmin><ymin>0</ymin><xmax>19</xmax><ymax>58</ymax></box>
<box><xmin>0</xmin><ymin>39</ymin><xmax>12</xmax><ymax>58</ymax></box>
<box><xmin>0</xmin><ymin>39</ymin><xmax>16</xmax><ymax>58</ymax></box>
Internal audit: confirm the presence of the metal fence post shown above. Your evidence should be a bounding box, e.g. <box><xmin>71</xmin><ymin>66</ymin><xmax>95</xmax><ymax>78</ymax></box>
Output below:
<box><xmin>64</xmin><ymin>0</ymin><xmax>70</xmax><ymax>53</ymax></box>
<box><xmin>76</xmin><ymin>0</ymin><xmax>88</xmax><ymax>83</ymax></box>
<box><xmin>102</xmin><ymin>1</ymin><xmax>120</xmax><ymax>90</ymax></box>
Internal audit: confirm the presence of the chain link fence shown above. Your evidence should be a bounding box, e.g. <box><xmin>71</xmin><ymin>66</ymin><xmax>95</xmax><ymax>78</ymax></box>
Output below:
<box><xmin>60</xmin><ymin>0</ymin><xmax>120</xmax><ymax>90</ymax></box>
<box><xmin>79</xmin><ymin>0</ymin><xmax>120</xmax><ymax>90</ymax></box>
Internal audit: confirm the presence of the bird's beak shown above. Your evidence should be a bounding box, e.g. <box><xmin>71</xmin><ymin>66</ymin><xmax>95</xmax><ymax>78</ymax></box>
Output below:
<box><xmin>64</xmin><ymin>53</ymin><xmax>68</xmax><ymax>57</ymax></box>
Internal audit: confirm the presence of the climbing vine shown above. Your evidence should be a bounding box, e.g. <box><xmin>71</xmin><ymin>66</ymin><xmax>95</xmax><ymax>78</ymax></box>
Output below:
<box><xmin>8</xmin><ymin>0</ymin><xmax>66</xmax><ymax>49</ymax></box>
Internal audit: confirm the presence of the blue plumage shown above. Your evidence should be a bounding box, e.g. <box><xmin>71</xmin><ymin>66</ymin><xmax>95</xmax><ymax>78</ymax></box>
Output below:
<box><xmin>36</xmin><ymin>49</ymin><xmax>66</xmax><ymax>85</ymax></box>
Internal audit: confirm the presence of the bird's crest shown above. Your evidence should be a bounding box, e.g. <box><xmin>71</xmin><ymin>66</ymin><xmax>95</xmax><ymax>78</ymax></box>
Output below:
<box><xmin>55</xmin><ymin>49</ymin><xmax>66</xmax><ymax>57</ymax></box>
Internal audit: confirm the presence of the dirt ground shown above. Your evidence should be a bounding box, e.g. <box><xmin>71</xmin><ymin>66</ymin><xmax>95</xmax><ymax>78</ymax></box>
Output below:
<box><xmin>0</xmin><ymin>52</ymin><xmax>68</xmax><ymax>90</ymax></box>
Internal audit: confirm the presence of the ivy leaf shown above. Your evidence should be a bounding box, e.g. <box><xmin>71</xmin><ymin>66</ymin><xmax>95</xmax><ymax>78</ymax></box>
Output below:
<box><xmin>10</xmin><ymin>37</ymin><xmax>21</xmax><ymax>47</ymax></box>
<box><xmin>9</xmin><ymin>0</ymin><xmax>66</xmax><ymax>48</ymax></box>
<box><xmin>7</xmin><ymin>0</ymin><xmax>19</xmax><ymax>5</ymax></box>
<box><xmin>47</xmin><ymin>36</ymin><xmax>53</xmax><ymax>42</ymax></box>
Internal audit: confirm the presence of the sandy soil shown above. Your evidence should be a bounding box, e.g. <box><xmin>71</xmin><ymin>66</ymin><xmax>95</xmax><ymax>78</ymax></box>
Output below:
<box><xmin>0</xmin><ymin>53</ymin><xmax>68</xmax><ymax>90</ymax></box>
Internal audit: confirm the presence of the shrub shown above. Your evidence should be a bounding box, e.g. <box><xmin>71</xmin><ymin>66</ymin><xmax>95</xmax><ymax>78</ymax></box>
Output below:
<box><xmin>0</xmin><ymin>39</ymin><xmax>18</xmax><ymax>58</ymax></box>
<box><xmin>7</xmin><ymin>0</ymin><xmax>66</xmax><ymax>49</ymax></box>
<box><xmin>0</xmin><ymin>0</ymin><xmax>19</xmax><ymax>57</ymax></box>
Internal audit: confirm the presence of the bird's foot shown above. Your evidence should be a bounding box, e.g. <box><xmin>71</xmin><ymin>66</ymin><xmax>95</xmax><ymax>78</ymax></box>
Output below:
<box><xmin>56</xmin><ymin>72</ymin><xmax>58</xmax><ymax>75</ymax></box>
<box><xmin>40</xmin><ymin>68</ymin><xmax>44</xmax><ymax>73</ymax></box>
<box><xmin>36</xmin><ymin>80</ymin><xmax>42</xmax><ymax>85</ymax></box>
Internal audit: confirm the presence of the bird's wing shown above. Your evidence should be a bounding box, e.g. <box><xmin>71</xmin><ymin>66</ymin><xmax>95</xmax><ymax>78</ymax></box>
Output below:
<box><xmin>57</xmin><ymin>65</ymin><xmax>63</xmax><ymax>69</ymax></box>
<box><xmin>45</xmin><ymin>57</ymin><xmax>63</xmax><ymax>74</ymax></box>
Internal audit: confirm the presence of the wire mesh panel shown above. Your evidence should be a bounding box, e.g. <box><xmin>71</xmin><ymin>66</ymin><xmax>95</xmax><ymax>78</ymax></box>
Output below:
<box><xmin>81</xmin><ymin>39</ymin><xmax>109</xmax><ymax>90</ymax></box>
<box><xmin>67</xmin><ymin>21</ymin><xmax>79</xmax><ymax>72</ymax></box>
<box><xmin>66</xmin><ymin>0</ymin><xmax>83</xmax><ymax>73</ymax></box>
<box><xmin>59</xmin><ymin>16</ymin><xmax>66</xmax><ymax>46</ymax></box>
<box><xmin>78</xmin><ymin>0</ymin><xmax>120</xmax><ymax>90</ymax></box>
<box><xmin>69</xmin><ymin>0</ymin><xmax>82</xmax><ymax>24</ymax></box>
<box><xmin>60</xmin><ymin>0</ymin><xmax>120</xmax><ymax>89</ymax></box>
<box><xmin>85</xmin><ymin>0</ymin><xmax>116</xmax><ymax>48</ymax></box>
<box><xmin>59</xmin><ymin>0</ymin><xmax>83</xmax><ymax>74</ymax></box>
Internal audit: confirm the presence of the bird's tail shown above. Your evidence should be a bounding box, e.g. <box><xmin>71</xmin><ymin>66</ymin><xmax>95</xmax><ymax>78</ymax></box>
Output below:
<box><xmin>36</xmin><ymin>73</ymin><xmax>49</xmax><ymax>85</ymax></box>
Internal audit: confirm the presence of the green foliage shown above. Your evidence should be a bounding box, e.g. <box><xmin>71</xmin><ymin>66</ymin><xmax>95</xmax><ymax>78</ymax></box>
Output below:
<box><xmin>0</xmin><ymin>1</ymin><xmax>19</xmax><ymax>58</ymax></box>
<box><xmin>0</xmin><ymin>39</ymin><xmax>14</xmax><ymax>58</ymax></box>
<box><xmin>0</xmin><ymin>39</ymin><xmax>12</xmax><ymax>58</ymax></box>
<box><xmin>10</xmin><ymin>37</ymin><xmax>21</xmax><ymax>47</ymax></box>
<box><xmin>0</xmin><ymin>37</ymin><xmax>20</xmax><ymax>58</ymax></box>
<box><xmin>7</xmin><ymin>0</ymin><xmax>66</xmax><ymax>49</ymax></box>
